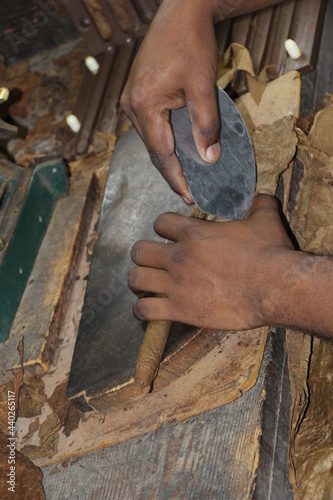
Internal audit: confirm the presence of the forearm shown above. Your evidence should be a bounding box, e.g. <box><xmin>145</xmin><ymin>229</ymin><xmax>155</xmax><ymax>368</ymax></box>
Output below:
<box><xmin>155</xmin><ymin>0</ymin><xmax>286</xmax><ymax>26</ymax></box>
<box><xmin>212</xmin><ymin>0</ymin><xmax>286</xmax><ymax>22</ymax></box>
<box><xmin>264</xmin><ymin>252</ymin><xmax>333</xmax><ymax>339</ymax></box>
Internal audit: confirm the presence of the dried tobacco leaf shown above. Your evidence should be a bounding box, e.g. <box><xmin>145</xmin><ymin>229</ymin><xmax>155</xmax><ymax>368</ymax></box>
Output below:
<box><xmin>38</xmin><ymin>413</ymin><xmax>59</xmax><ymax>444</ymax></box>
<box><xmin>308</xmin><ymin>104</ymin><xmax>333</xmax><ymax>156</ymax></box>
<box><xmin>0</xmin><ymin>430</ymin><xmax>45</xmax><ymax>499</ymax></box>
<box><xmin>293</xmin><ymin>338</ymin><xmax>333</xmax><ymax>499</ymax></box>
<box><xmin>0</xmin><ymin>339</ymin><xmax>24</xmax><ymax>434</ymax></box>
<box><xmin>252</xmin><ymin>115</ymin><xmax>298</xmax><ymax>193</ymax></box>
<box><xmin>288</xmin><ymin>102</ymin><xmax>333</xmax><ymax>499</ymax></box>
<box><xmin>18</xmin><ymin>373</ymin><xmax>46</xmax><ymax>419</ymax></box>
<box><xmin>217</xmin><ymin>42</ymin><xmax>255</xmax><ymax>90</ymax></box>
<box><xmin>63</xmin><ymin>405</ymin><xmax>81</xmax><ymax>437</ymax></box>
<box><xmin>22</xmin><ymin>418</ymin><xmax>40</xmax><ymax>442</ymax></box>
<box><xmin>47</xmin><ymin>381</ymin><xmax>70</xmax><ymax>424</ymax></box>
<box><xmin>21</xmin><ymin>431</ymin><xmax>59</xmax><ymax>461</ymax></box>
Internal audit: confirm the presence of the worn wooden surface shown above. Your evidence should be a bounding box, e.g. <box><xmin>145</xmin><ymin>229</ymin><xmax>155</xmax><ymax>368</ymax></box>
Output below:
<box><xmin>34</xmin><ymin>327</ymin><xmax>267</xmax><ymax>464</ymax></box>
<box><xmin>67</xmin><ymin>128</ymin><xmax>193</xmax><ymax>411</ymax></box>
<box><xmin>41</xmin><ymin>331</ymin><xmax>292</xmax><ymax>499</ymax></box>
<box><xmin>0</xmin><ymin>170</ymin><xmax>97</xmax><ymax>383</ymax></box>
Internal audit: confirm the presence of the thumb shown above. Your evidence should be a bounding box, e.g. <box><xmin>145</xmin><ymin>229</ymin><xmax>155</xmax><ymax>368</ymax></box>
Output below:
<box><xmin>247</xmin><ymin>191</ymin><xmax>280</xmax><ymax>220</ymax></box>
<box><xmin>186</xmin><ymin>84</ymin><xmax>221</xmax><ymax>163</ymax></box>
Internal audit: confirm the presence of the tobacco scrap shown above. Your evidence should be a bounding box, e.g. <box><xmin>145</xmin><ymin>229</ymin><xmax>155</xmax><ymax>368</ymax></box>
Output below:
<box><xmin>22</xmin><ymin>431</ymin><xmax>59</xmax><ymax>461</ymax></box>
<box><xmin>48</xmin><ymin>381</ymin><xmax>82</xmax><ymax>437</ymax></box>
<box><xmin>38</xmin><ymin>413</ymin><xmax>60</xmax><ymax>445</ymax></box>
<box><xmin>0</xmin><ymin>338</ymin><xmax>24</xmax><ymax>434</ymax></box>
<box><xmin>22</xmin><ymin>418</ymin><xmax>40</xmax><ymax>442</ymax></box>
<box><xmin>63</xmin><ymin>405</ymin><xmax>81</xmax><ymax>437</ymax></box>
<box><xmin>2</xmin><ymin>42</ymin><xmax>87</xmax><ymax>166</ymax></box>
<box><xmin>47</xmin><ymin>381</ymin><xmax>70</xmax><ymax>425</ymax></box>
<box><xmin>217</xmin><ymin>43</ymin><xmax>256</xmax><ymax>90</ymax></box>
<box><xmin>288</xmin><ymin>102</ymin><xmax>333</xmax><ymax>499</ymax></box>
<box><xmin>252</xmin><ymin>115</ymin><xmax>298</xmax><ymax>193</ymax></box>
<box><xmin>217</xmin><ymin>42</ymin><xmax>268</xmax><ymax>104</ymax></box>
<box><xmin>292</xmin><ymin>337</ymin><xmax>333</xmax><ymax>498</ymax></box>
<box><xmin>0</xmin><ymin>341</ymin><xmax>44</xmax><ymax>497</ymax></box>
<box><xmin>0</xmin><ymin>431</ymin><xmax>45</xmax><ymax>499</ymax></box>
<box><xmin>18</xmin><ymin>373</ymin><xmax>47</xmax><ymax>418</ymax></box>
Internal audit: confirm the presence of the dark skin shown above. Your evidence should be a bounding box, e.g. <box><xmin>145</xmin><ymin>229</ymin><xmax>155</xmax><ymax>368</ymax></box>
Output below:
<box><xmin>129</xmin><ymin>194</ymin><xmax>333</xmax><ymax>338</ymax></box>
<box><xmin>121</xmin><ymin>0</ymin><xmax>285</xmax><ymax>202</ymax></box>
<box><xmin>122</xmin><ymin>0</ymin><xmax>333</xmax><ymax>340</ymax></box>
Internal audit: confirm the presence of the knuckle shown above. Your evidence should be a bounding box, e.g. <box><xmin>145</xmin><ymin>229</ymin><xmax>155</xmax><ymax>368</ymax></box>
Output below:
<box><xmin>120</xmin><ymin>91</ymin><xmax>130</xmax><ymax>113</ymax></box>
<box><xmin>129</xmin><ymin>85</ymin><xmax>149</xmax><ymax>111</ymax></box>
<box><xmin>202</xmin><ymin>122</ymin><xmax>220</xmax><ymax>140</ymax></box>
<box><xmin>170</xmin><ymin>249</ymin><xmax>188</xmax><ymax>265</ymax></box>
<box><xmin>181</xmin><ymin>223</ymin><xmax>200</xmax><ymax>239</ymax></box>
<box><xmin>149</xmin><ymin>148</ymin><xmax>174</xmax><ymax>171</ymax></box>
<box><xmin>195</xmin><ymin>120</ymin><xmax>220</xmax><ymax>142</ymax></box>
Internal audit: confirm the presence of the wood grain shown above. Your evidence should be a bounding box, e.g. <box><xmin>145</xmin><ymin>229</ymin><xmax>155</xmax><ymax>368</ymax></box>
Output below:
<box><xmin>27</xmin><ymin>326</ymin><xmax>268</xmax><ymax>466</ymax></box>
<box><xmin>0</xmin><ymin>170</ymin><xmax>98</xmax><ymax>383</ymax></box>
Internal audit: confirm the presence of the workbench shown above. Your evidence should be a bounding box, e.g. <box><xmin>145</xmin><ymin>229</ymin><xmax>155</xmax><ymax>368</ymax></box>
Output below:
<box><xmin>41</xmin><ymin>2</ymin><xmax>333</xmax><ymax>497</ymax></box>
<box><xmin>0</xmin><ymin>0</ymin><xmax>332</xmax><ymax>498</ymax></box>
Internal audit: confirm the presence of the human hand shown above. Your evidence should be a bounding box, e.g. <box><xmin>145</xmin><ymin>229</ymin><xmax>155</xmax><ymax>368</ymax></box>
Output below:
<box><xmin>120</xmin><ymin>0</ymin><xmax>221</xmax><ymax>203</ymax></box>
<box><xmin>128</xmin><ymin>193</ymin><xmax>296</xmax><ymax>331</ymax></box>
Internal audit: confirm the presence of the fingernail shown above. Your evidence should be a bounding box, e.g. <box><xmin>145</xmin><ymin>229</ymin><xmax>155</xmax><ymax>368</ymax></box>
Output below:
<box><xmin>258</xmin><ymin>189</ymin><xmax>274</xmax><ymax>195</ymax></box>
<box><xmin>182</xmin><ymin>195</ymin><xmax>192</xmax><ymax>205</ymax></box>
<box><xmin>205</xmin><ymin>142</ymin><xmax>220</xmax><ymax>162</ymax></box>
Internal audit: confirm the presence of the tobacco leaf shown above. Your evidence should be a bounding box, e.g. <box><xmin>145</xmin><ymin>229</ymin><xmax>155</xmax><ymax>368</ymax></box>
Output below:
<box><xmin>0</xmin><ymin>430</ymin><xmax>45</xmax><ymax>499</ymax></box>
<box><xmin>21</xmin><ymin>431</ymin><xmax>59</xmax><ymax>461</ymax></box>
<box><xmin>47</xmin><ymin>381</ymin><xmax>70</xmax><ymax>425</ymax></box>
<box><xmin>308</xmin><ymin>104</ymin><xmax>333</xmax><ymax>156</ymax></box>
<box><xmin>217</xmin><ymin>42</ymin><xmax>268</xmax><ymax>104</ymax></box>
<box><xmin>18</xmin><ymin>373</ymin><xmax>46</xmax><ymax>418</ymax></box>
<box><xmin>217</xmin><ymin>42</ymin><xmax>255</xmax><ymax>90</ymax></box>
<box><xmin>252</xmin><ymin>115</ymin><xmax>298</xmax><ymax>193</ymax></box>
<box><xmin>63</xmin><ymin>405</ymin><xmax>81</xmax><ymax>437</ymax></box>
<box><xmin>38</xmin><ymin>413</ymin><xmax>59</xmax><ymax>444</ymax></box>
<box><xmin>288</xmin><ymin>102</ymin><xmax>333</xmax><ymax>499</ymax></box>
<box><xmin>246</xmin><ymin>67</ymin><xmax>267</xmax><ymax>106</ymax></box>
<box><xmin>22</xmin><ymin>418</ymin><xmax>40</xmax><ymax>442</ymax></box>
<box><xmin>48</xmin><ymin>380</ymin><xmax>83</xmax><ymax>437</ymax></box>
<box><xmin>0</xmin><ymin>338</ymin><xmax>24</xmax><ymax>434</ymax></box>
<box><xmin>292</xmin><ymin>338</ymin><xmax>333</xmax><ymax>499</ymax></box>
<box><xmin>286</xmin><ymin>331</ymin><xmax>311</xmax><ymax>485</ymax></box>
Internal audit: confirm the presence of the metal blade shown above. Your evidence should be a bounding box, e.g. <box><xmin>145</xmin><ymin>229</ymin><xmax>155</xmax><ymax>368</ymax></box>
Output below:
<box><xmin>171</xmin><ymin>87</ymin><xmax>256</xmax><ymax>219</ymax></box>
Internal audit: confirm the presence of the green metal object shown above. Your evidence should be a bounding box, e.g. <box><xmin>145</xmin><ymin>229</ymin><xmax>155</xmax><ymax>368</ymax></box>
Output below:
<box><xmin>0</xmin><ymin>158</ymin><xmax>69</xmax><ymax>342</ymax></box>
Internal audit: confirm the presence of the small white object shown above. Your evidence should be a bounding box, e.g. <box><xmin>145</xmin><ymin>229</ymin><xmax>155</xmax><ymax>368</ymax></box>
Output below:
<box><xmin>284</xmin><ymin>39</ymin><xmax>302</xmax><ymax>60</ymax></box>
<box><xmin>85</xmin><ymin>55</ymin><xmax>100</xmax><ymax>74</ymax></box>
<box><xmin>66</xmin><ymin>114</ymin><xmax>81</xmax><ymax>133</ymax></box>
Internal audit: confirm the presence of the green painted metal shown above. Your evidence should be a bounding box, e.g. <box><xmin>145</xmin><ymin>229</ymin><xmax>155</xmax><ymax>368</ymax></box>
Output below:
<box><xmin>0</xmin><ymin>159</ymin><xmax>69</xmax><ymax>342</ymax></box>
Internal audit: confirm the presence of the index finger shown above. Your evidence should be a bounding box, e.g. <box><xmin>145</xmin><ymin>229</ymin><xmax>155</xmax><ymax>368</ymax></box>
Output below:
<box><xmin>137</xmin><ymin>107</ymin><xmax>194</xmax><ymax>203</ymax></box>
